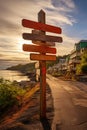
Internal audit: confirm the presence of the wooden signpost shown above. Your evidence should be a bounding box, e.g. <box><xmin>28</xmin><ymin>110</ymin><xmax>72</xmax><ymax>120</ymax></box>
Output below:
<box><xmin>22</xmin><ymin>9</ymin><xmax>62</xmax><ymax>119</ymax></box>
<box><xmin>38</xmin><ymin>10</ymin><xmax>46</xmax><ymax>119</ymax></box>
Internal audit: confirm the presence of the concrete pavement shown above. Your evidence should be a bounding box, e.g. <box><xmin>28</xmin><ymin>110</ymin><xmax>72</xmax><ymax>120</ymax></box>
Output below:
<box><xmin>47</xmin><ymin>74</ymin><xmax>87</xmax><ymax>130</ymax></box>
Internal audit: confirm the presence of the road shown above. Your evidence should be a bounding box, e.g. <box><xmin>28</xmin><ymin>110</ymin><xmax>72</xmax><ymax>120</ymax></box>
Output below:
<box><xmin>47</xmin><ymin>74</ymin><xmax>87</xmax><ymax>130</ymax></box>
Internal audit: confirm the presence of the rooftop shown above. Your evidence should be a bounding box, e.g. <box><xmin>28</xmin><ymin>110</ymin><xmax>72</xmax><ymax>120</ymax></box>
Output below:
<box><xmin>79</xmin><ymin>40</ymin><xmax>87</xmax><ymax>43</ymax></box>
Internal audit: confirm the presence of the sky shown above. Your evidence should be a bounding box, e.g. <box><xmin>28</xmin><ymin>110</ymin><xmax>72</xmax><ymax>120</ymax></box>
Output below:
<box><xmin>0</xmin><ymin>0</ymin><xmax>87</xmax><ymax>69</ymax></box>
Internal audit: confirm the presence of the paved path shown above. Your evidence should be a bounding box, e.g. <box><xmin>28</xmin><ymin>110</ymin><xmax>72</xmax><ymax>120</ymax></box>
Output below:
<box><xmin>47</xmin><ymin>74</ymin><xmax>87</xmax><ymax>130</ymax></box>
<box><xmin>1</xmin><ymin>75</ymin><xmax>87</xmax><ymax>130</ymax></box>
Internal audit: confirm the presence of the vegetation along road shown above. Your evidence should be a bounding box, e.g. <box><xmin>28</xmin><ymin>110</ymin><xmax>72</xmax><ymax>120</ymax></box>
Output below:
<box><xmin>47</xmin><ymin>74</ymin><xmax>87</xmax><ymax>130</ymax></box>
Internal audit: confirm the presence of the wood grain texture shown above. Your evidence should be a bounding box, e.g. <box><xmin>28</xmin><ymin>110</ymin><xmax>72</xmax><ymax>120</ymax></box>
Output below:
<box><xmin>32</xmin><ymin>29</ymin><xmax>55</xmax><ymax>46</ymax></box>
<box><xmin>22</xmin><ymin>19</ymin><xmax>62</xmax><ymax>34</ymax></box>
<box><xmin>23</xmin><ymin>33</ymin><xmax>62</xmax><ymax>42</ymax></box>
<box><xmin>23</xmin><ymin>44</ymin><xmax>56</xmax><ymax>54</ymax></box>
<box><xmin>30</xmin><ymin>53</ymin><xmax>56</xmax><ymax>61</ymax></box>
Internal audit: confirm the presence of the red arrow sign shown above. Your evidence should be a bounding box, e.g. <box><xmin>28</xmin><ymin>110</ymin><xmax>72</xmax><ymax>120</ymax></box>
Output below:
<box><xmin>23</xmin><ymin>44</ymin><xmax>56</xmax><ymax>54</ymax></box>
<box><xmin>22</xmin><ymin>19</ymin><xmax>62</xmax><ymax>34</ymax></box>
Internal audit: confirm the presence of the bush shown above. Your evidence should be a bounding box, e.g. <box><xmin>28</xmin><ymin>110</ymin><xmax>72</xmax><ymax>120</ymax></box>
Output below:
<box><xmin>81</xmin><ymin>63</ymin><xmax>87</xmax><ymax>74</ymax></box>
<box><xmin>52</xmin><ymin>72</ymin><xmax>62</xmax><ymax>77</ymax></box>
<box><xmin>0</xmin><ymin>79</ymin><xmax>26</xmax><ymax>110</ymax></box>
<box><xmin>76</xmin><ymin>51</ymin><xmax>87</xmax><ymax>75</ymax></box>
<box><xmin>76</xmin><ymin>64</ymin><xmax>82</xmax><ymax>75</ymax></box>
<box><xmin>76</xmin><ymin>63</ymin><xmax>87</xmax><ymax>75</ymax></box>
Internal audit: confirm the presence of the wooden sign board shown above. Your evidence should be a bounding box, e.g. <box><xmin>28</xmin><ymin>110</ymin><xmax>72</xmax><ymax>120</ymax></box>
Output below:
<box><xmin>23</xmin><ymin>44</ymin><xmax>56</xmax><ymax>54</ymax></box>
<box><xmin>30</xmin><ymin>53</ymin><xmax>56</xmax><ymax>61</ymax></box>
<box><xmin>32</xmin><ymin>29</ymin><xmax>55</xmax><ymax>46</ymax></box>
<box><xmin>23</xmin><ymin>33</ymin><xmax>62</xmax><ymax>42</ymax></box>
<box><xmin>22</xmin><ymin>19</ymin><xmax>62</xmax><ymax>34</ymax></box>
<box><xmin>22</xmin><ymin>9</ymin><xmax>62</xmax><ymax>119</ymax></box>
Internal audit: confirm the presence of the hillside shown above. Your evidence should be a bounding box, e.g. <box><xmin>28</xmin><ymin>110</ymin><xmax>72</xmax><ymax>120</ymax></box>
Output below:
<box><xmin>6</xmin><ymin>55</ymin><xmax>68</xmax><ymax>75</ymax></box>
<box><xmin>7</xmin><ymin>62</ymin><xmax>36</xmax><ymax>74</ymax></box>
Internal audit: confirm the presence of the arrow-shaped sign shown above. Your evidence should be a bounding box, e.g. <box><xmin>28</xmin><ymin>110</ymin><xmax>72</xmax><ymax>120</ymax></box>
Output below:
<box><xmin>30</xmin><ymin>53</ymin><xmax>56</xmax><ymax>61</ymax></box>
<box><xmin>23</xmin><ymin>44</ymin><xmax>56</xmax><ymax>54</ymax></box>
<box><xmin>23</xmin><ymin>33</ymin><xmax>62</xmax><ymax>43</ymax></box>
<box><xmin>22</xmin><ymin>19</ymin><xmax>62</xmax><ymax>34</ymax></box>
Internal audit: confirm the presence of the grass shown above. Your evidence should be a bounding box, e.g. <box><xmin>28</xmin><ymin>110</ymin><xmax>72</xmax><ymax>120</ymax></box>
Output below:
<box><xmin>0</xmin><ymin>78</ymin><xmax>26</xmax><ymax>114</ymax></box>
<box><xmin>0</xmin><ymin>78</ymin><xmax>40</xmax><ymax>123</ymax></box>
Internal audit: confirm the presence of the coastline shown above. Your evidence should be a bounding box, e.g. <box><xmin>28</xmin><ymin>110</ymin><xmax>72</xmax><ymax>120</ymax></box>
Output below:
<box><xmin>0</xmin><ymin>64</ymin><xmax>54</xmax><ymax>129</ymax></box>
<box><xmin>0</xmin><ymin>70</ymin><xmax>29</xmax><ymax>82</ymax></box>
<box><xmin>6</xmin><ymin>62</ymin><xmax>36</xmax><ymax>81</ymax></box>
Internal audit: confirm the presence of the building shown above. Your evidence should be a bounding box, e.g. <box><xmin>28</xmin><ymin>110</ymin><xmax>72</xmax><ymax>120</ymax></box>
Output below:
<box><xmin>69</xmin><ymin>40</ymin><xmax>87</xmax><ymax>72</ymax></box>
<box><xmin>58</xmin><ymin>58</ymin><xmax>67</xmax><ymax>73</ymax></box>
<box><xmin>53</xmin><ymin>58</ymin><xmax>68</xmax><ymax>74</ymax></box>
<box><xmin>47</xmin><ymin>40</ymin><xmax>87</xmax><ymax>75</ymax></box>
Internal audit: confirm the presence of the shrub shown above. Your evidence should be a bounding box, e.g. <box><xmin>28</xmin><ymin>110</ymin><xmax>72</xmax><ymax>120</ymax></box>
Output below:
<box><xmin>0</xmin><ymin>79</ymin><xmax>26</xmax><ymax>110</ymax></box>
<box><xmin>76</xmin><ymin>64</ymin><xmax>82</xmax><ymax>75</ymax></box>
<box><xmin>81</xmin><ymin>63</ymin><xmax>87</xmax><ymax>74</ymax></box>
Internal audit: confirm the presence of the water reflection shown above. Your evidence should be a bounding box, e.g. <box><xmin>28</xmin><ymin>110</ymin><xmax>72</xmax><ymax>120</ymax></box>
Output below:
<box><xmin>0</xmin><ymin>70</ymin><xmax>29</xmax><ymax>82</ymax></box>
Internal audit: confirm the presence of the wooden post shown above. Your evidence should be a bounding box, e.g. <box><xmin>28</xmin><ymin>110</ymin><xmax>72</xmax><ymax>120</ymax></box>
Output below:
<box><xmin>38</xmin><ymin>10</ymin><xmax>46</xmax><ymax>119</ymax></box>
<box><xmin>22</xmin><ymin>9</ymin><xmax>62</xmax><ymax>120</ymax></box>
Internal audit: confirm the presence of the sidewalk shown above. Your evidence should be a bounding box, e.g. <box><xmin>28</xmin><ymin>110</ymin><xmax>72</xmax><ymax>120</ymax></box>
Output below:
<box><xmin>47</xmin><ymin>74</ymin><xmax>87</xmax><ymax>130</ymax></box>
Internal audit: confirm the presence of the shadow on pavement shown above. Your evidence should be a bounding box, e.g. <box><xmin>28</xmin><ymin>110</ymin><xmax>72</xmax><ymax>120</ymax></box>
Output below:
<box><xmin>40</xmin><ymin>118</ymin><xmax>52</xmax><ymax>130</ymax></box>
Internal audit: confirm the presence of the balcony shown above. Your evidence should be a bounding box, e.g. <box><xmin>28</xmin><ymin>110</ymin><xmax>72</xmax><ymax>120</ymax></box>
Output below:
<box><xmin>70</xmin><ymin>51</ymin><xmax>81</xmax><ymax>59</ymax></box>
<box><xmin>69</xmin><ymin>59</ymin><xmax>80</xmax><ymax>64</ymax></box>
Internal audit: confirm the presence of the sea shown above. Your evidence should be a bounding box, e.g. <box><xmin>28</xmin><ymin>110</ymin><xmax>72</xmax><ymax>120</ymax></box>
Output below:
<box><xmin>0</xmin><ymin>70</ymin><xmax>29</xmax><ymax>82</ymax></box>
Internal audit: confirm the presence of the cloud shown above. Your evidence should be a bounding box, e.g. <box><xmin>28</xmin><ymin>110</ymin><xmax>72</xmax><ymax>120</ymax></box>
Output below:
<box><xmin>0</xmin><ymin>50</ymin><xmax>29</xmax><ymax>61</ymax></box>
<box><xmin>0</xmin><ymin>0</ymin><xmax>78</xmax><ymax>64</ymax></box>
<box><xmin>55</xmin><ymin>33</ymin><xmax>79</xmax><ymax>55</ymax></box>
<box><xmin>0</xmin><ymin>0</ymin><xmax>76</xmax><ymax>36</ymax></box>
<box><xmin>51</xmin><ymin>0</ymin><xmax>75</xmax><ymax>9</ymax></box>
<box><xmin>0</xmin><ymin>19</ymin><xmax>20</xmax><ymax>36</ymax></box>
<box><xmin>44</xmin><ymin>0</ymin><xmax>76</xmax><ymax>26</ymax></box>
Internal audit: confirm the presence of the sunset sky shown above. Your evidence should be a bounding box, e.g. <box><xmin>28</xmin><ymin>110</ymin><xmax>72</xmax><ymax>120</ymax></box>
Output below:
<box><xmin>0</xmin><ymin>0</ymin><xmax>87</xmax><ymax>69</ymax></box>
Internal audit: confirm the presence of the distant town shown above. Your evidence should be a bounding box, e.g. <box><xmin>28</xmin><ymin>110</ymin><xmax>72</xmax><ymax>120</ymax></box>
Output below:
<box><xmin>6</xmin><ymin>40</ymin><xmax>87</xmax><ymax>83</ymax></box>
<box><xmin>46</xmin><ymin>40</ymin><xmax>87</xmax><ymax>81</ymax></box>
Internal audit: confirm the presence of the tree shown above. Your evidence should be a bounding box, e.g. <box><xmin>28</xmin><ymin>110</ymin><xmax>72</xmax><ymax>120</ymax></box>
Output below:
<box><xmin>76</xmin><ymin>64</ymin><xmax>82</xmax><ymax>75</ymax></box>
<box><xmin>76</xmin><ymin>50</ymin><xmax>87</xmax><ymax>75</ymax></box>
<box><xmin>81</xmin><ymin>51</ymin><xmax>87</xmax><ymax>63</ymax></box>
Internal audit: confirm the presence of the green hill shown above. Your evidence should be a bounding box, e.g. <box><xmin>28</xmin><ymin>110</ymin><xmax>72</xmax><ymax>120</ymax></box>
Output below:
<box><xmin>7</xmin><ymin>62</ymin><xmax>36</xmax><ymax>74</ymax></box>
